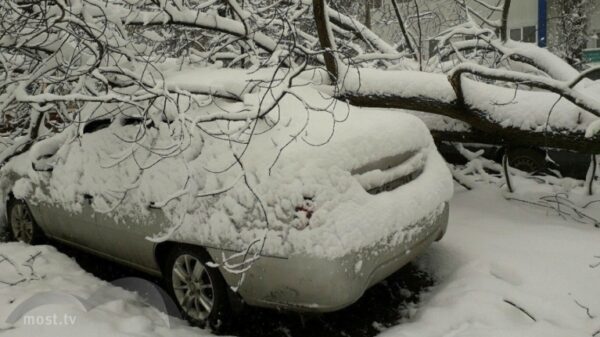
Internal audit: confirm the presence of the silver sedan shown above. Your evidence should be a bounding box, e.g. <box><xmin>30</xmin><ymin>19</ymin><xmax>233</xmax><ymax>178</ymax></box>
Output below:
<box><xmin>3</xmin><ymin>114</ymin><xmax>451</xmax><ymax>329</ymax></box>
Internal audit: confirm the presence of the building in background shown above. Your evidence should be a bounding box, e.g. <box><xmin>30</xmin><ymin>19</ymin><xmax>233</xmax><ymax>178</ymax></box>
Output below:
<box><xmin>367</xmin><ymin>0</ymin><xmax>600</xmax><ymax>65</ymax></box>
<box><xmin>505</xmin><ymin>0</ymin><xmax>540</xmax><ymax>45</ymax></box>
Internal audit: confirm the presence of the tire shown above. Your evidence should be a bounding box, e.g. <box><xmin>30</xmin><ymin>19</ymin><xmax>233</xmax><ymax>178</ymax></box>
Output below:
<box><xmin>164</xmin><ymin>245</ymin><xmax>232</xmax><ymax>331</ymax></box>
<box><xmin>507</xmin><ymin>148</ymin><xmax>546</xmax><ymax>174</ymax></box>
<box><xmin>7</xmin><ymin>199</ymin><xmax>45</xmax><ymax>245</ymax></box>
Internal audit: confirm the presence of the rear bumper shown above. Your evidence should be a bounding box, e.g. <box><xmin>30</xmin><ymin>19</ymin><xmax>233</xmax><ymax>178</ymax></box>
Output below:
<box><xmin>208</xmin><ymin>202</ymin><xmax>449</xmax><ymax>312</ymax></box>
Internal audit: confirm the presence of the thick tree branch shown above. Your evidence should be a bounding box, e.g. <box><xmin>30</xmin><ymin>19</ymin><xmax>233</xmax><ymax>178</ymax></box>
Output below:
<box><xmin>391</xmin><ymin>0</ymin><xmax>416</xmax><ymax>58</ymax></box>
<box><xmin>449</xmin><ymin>63</ymin><xmax>600</xmax><ymax>118</ymax></box>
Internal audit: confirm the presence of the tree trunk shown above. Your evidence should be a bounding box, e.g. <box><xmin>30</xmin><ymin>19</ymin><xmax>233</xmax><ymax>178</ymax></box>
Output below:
<box><xmin>342</xmin><ymin>91</ymin><xmax>600</xmax><ymax>154</ymax></box>
<box><xmin>365</xmin><ymin>0</ymin><xmax>371</xmax><ymax>29</ymax></box>
<box><xmin>313</xmin><ymin>0</ymin><xmax>339</xmax><ymax>81</ymax></box>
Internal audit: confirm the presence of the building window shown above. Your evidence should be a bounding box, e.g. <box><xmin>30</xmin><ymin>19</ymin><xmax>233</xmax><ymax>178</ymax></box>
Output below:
<box><xmin>510</xmin><ymin>28</ymin><xmax>522</xmax><ymax>41</ymax></box>
<box><xmin>509</xmin><ymin>27</ymin><xmax>537</xmax><ymax>43</ymax></box>
<box><xmin>522</xmin><ymin>26</ymin><xmax>537</xmax><ymax>43</ymax></box>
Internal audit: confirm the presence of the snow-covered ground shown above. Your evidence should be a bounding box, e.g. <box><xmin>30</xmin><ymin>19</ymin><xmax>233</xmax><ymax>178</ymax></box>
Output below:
<box><xmin>387</xmin><ymin>183</ymin><xmax>600</xmax><ymax>337</ymax></box>
<box><xmin>0</xmin><ymin>244</ymin><xmax>210</xmax><ymax>337</ymax></box>
<box><xmin>1</xmin><ymin>180</ymin><xmax>600</xmax><ymax>337</ymax></box>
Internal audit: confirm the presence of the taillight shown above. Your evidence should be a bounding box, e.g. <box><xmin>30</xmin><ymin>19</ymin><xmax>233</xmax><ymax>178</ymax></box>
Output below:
<box><xmin>295</xmin><ymin>205</ymin><xmax>314</xmax><ymax>219</ymax></box>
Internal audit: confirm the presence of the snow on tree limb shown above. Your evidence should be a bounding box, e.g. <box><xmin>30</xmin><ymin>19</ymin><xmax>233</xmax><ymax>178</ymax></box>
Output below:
<box><xmin>2</xmin><ymin>0</ymin><xmax>600</xmax><ymax>170</ymax></box>
<box><xmin>449</xmin><ymin>63</ymin><xmax>600</xmax><ymax>118</ymax></box>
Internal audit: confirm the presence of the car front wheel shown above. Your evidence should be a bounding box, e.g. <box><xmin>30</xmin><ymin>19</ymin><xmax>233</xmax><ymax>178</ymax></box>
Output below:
<box><xmin>165</xmin><ymin>246</ymin><xmax>231</xmax><ymax>330</ymax></box>
<box><xmin>8</xmin><ymin>199</ymin><xmax>44</xmax><ymax>244</ymax></box>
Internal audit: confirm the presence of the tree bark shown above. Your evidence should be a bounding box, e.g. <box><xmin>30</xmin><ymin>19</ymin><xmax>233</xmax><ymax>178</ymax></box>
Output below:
<box><xmin>391</xmin><ymin>0</ymin><xmax>416</xmax><ymax>58</ymax></box>
<box><xmin>500</xmin><ymin>0</ymin><xmax>512</xmax><ymax>42</ymax></box>
<box><xmin>313</xmin><ymin>0</ymin><xmax>339</xmax><ymax>81</ymax></box>
<box><xmin>365</xmin><ymin>0</ymin><xmax>372</xmax><ymax>29</ymax></box>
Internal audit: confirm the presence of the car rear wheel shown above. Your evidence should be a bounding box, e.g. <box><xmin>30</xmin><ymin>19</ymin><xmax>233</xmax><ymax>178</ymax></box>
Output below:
<box><xmin>165</xmin><ymin>246</ymin><xmax>231</xmax><ymax>331</ymax></box>
<box><xmin>8</xmin><ymin>199</ymin><xmax>44</xmax><ymax>244</ymax></box>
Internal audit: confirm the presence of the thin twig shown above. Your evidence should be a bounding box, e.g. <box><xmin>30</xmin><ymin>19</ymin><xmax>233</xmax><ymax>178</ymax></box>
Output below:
<box><xmin>504</xmin><ymin>299</ymin><xmax>536</xmax><ymax>322</ymax></box>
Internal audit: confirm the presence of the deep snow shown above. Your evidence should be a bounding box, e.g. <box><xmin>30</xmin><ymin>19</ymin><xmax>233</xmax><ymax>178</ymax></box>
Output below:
<box><xmin>1</xmin><ymin>179</ymin><xmax>600</xmax><ymax>337</ymax></box>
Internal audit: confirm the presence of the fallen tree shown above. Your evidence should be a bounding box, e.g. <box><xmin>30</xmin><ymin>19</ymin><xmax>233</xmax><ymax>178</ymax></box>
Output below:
<box><xmin>1</xmin><ymin>0</ymin><xmax>600</xmax><ymax>166</ymax></box>
<box><xmin>311</xmin><ymin>0</ymin><xmax>600</xmax><ymax>153</ymax></box>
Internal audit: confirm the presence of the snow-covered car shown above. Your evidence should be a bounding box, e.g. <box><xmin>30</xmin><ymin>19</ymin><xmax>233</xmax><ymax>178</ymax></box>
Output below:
<box><xmin>0</xmin><ymin>88</ymin><xmax>453</xmax><ymax>327</ymax></box>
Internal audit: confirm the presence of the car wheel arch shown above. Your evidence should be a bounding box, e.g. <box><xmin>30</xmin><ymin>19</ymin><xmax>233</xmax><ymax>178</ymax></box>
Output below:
<box><xmin>154</xmin><ymin>241</ymin><xmax>245</xmax><ymax>315</ymax></box>
<box><xmin>155</xmin><ymin>241</ymin><xmax>240</xmax><ymax>330</ymax></box>
<box><xmin>154</xmin><ymin>241</ymin><xmax>217</xmax><ymax>275</ymax></box>
<box><xmin>154</xmin><ymin>241</ymin><xmax>178</xmax><ymax>274</ymax></box>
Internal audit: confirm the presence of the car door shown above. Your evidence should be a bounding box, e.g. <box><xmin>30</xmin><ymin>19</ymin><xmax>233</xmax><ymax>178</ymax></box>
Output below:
<box><xmin>82</xmin><ymin>119</ymin><xmax>170</xmax><ymax>270</ymax></box>
<box><xmin>25</xmin><ymin>143</ymin><xmax>98</xmax><ymax>244</ymax></box>
<box><xmin>46</xmin><ymin>194</ymin><xmax>99</xmax><ymax>248</ymax></box>
<box><xmin>92</xmin><ymin>207</ymin><xmax>166</xmax><ymax>270</ymax></box>
<box><xmin>35</xmin><ymin>118</ymin><xmax>114</xmax><ymax>252</ymax></box>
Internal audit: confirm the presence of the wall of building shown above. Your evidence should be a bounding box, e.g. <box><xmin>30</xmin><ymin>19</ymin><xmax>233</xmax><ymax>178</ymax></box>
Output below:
<box><xmin>587</xmin><ymin>4</ymin><xmax>600</xmax><ymax>49</ymax></box>
<box><xmin>507</xmin><ymin>0</ymin><xmax>539</xmax><ymax>30</ymax></box>
<box><xmin>370</xmin><ymin>0</ymin><xmax>544</xmax><ymax>56</ymax></box>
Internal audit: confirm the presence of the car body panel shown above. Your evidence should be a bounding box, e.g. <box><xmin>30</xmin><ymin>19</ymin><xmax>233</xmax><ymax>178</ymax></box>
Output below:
<box><xmin>26</xmin><ymin>197</ymin><xmax>165</xmax><ymax>275</ymax></box>
<box><xmin>206</xmin><ymin>203</ymin><xmax>448</xmax><ymax>312</ymax></box>
<box><xmin>47</xmin><ymin>232</ymin><xmax>163</xmax><ymax>276</ymax></box>
<box><xmin>90</xmin><ymin>208</ymin><xmax>164</xmax><ymax>270</ymax></box>
<box><xmin>22</xmin><ymin>193</ymin><xmax>449</xmax><ymax>312</ymax></box>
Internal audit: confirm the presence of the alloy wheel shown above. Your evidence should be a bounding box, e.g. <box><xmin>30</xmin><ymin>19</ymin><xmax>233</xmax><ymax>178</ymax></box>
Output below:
<box><xmin>171</xmin><ymin>254</ymin><xmax>215</xmax><ymax>321</ymax></box>
<box><xmin>10</xmin><ymin>203</ymin><xmax>34</xmax><ymax>243</ymax></box>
